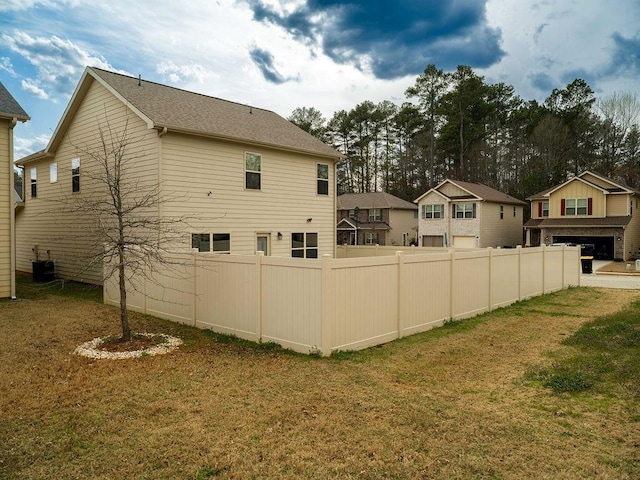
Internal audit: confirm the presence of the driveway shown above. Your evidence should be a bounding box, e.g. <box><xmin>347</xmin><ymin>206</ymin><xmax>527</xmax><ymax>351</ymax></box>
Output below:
<box><xmin>579</xmin><ymin>260</ymin><xmax>640</xmax><ymax>289</ymax></box>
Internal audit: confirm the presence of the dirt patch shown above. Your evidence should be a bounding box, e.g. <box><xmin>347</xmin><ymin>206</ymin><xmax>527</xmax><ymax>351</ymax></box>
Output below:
<box><xmin>597</xmin><ymin>261</ymin><xmax>640</xmax><ymax>274</ymax></box>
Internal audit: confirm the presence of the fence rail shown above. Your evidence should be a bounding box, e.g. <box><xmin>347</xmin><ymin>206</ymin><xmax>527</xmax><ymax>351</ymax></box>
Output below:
<box><xmin>104</xmin><ymin>245</ymin><xmax>581</xmax><ymax>356</ymax></box>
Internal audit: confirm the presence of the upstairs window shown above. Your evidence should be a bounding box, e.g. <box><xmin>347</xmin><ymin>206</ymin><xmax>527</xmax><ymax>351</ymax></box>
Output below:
<box><xmin>348</xmin><ymin>209</ymin><xmax>357</xmax><ymax>218</ymax></box>
<box><xmin>538</xmin><ymin>201</ymin><xmax>549</xmax><ymax>217</ymax></box>
<box><xmin>422</xmin><ymin>204</ymin><xmax>443</xmax><ymax>219</ymax></box>
<box><xmin>317</xmin><ymin>164</ymin><xmax>329</xmax><ymax>195</ymax></box>
<box><xmin>50</xmin><ymin>163</ymin><xmax>57</xmax><ymax>183</ymax></box>
<box><xmin>292</xmin><ymin>232</ymin><xmax>318</xmax><ymax>258</ymax></box>
<box><xmin>500</xmin><ymin>205</ymin><xmax>504</xmax><ymax>219</ymax></box>
<box><xmin>30</xmin><ymin>167</ymin><xmax>37</xmax><ymax>198</ymax></box>
<box><xmin>562</xmin><ymin>198</ymin><xmax>591</xmax><ymax>216</ymax></box>
<box><xmin>72</xmin><ymin>157</ymin><xmax>80</xmax><ymax>193</ymax></box>
<box><xmin>368</xmin><ymin>208</ymin><xmax>382</xmax><ymax>222</ymax></box>
<box><xmin>453</xmin><ymin>203</ymin><xmax>476</xmax><ymax>219</ymax></box>
<box><xmin>245</xmin><ymin>152</ymin><xmax>261</xmax><ymax>190</ymax></box>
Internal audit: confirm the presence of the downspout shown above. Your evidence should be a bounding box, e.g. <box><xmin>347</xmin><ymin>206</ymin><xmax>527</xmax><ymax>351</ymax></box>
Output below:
<box><xmin>9</xmin><ymin>118</ymin><xmax>17</xmax><ymax>299</ymax></box>
<box><xmin>157</xmin><ymin>126</ymin><xmax>167</xmax><ymax>245</ymax></box>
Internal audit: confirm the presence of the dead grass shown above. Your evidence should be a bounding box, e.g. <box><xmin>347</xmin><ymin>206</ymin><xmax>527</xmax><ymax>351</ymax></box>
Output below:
<box><xmin>1</xmin><ymin>276</ymin><xmax>639</xmax><ymax>479</ymax></box>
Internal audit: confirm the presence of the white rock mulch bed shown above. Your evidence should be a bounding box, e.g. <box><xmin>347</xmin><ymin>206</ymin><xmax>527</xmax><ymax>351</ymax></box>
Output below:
<box><xmin>74</xmin><ymin>333</ymin><xmax>183</xmax><ymax>359</ymax></box>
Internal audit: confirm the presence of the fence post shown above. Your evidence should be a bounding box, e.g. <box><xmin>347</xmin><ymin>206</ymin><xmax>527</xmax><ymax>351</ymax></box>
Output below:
<box><xmin>320</xmin><ymin>254</ymin><xmax>333</xmax><ymax>356</ymax></box>
<box><xmin>256</xmin><ymin>251</ymin><xmax>264</xmax><ymax>343</ymax></box>
<box><xmin>517</xmin><ymin>245</ymin><xmax>522</xmax><ymax>301</ymax></box>
<box><xmin>449</xmin><ymin>248</ymin><xmax>455</xmax><ymax>320</ymax></box>
<box><xmin>396</xmin><ymin>251</ymin><xmax>403</xmax><ymax>339</ymax></box>
<box><xmin>488</xmin><ymin>248</ymin><xmax>493</xmax><ymax>312</ymax></box>
<box><xmin>192</xmin><ymin>250</ymin><xmax>197</xmax><ymax>326</ymax></box>
<box><xmin>542</xmin><ymin>244</ymin><xmax>547</xmax><ymax>294</ymax></box>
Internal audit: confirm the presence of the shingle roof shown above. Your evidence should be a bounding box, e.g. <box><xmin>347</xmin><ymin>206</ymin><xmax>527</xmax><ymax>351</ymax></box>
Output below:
<box><xmin>0</xmin><ymin>82</ymin><xmax>29</xmax><ymax>121</ymax></box>
<box><xmin>448</xmin><ymin>180</ymin><xmax>526</xmax><ymax>205</ymax></box>
<box><xmin>337</xmin><ymin>192</ymin><xmax>418</xmax><ymax>210</ymax></box>
<box><xmin>524</xmin><ymin>216</ymin><xmax>632</xmax><ymax>228</ymax></box>
<box><xmin>89</xmin><ymin>68</ymin><xmax>340</xmax><ymax>159</ymax></box>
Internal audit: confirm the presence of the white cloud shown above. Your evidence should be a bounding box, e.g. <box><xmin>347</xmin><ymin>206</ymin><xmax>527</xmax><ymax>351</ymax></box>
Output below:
<box><xmin>0</xmin><ymin>57</ymin><xmax>17</xmax><ymax>76</ymax></box>
<box><xmin>21</xmin><ymin>78</ymin><xmax>49</xmax><ymax>100</ymax></box>
<box><xmin>3</xmin><ymin>30</ymin><xmax>127</xmax><ymax>99</ymax></box>
<box><xmin>13</xmin><ymin>133</ymin><xmax>50</xmax><ymax>159</ymax></box>
<box><xmin>156</xmin><ymin>61</ymin><xmax>208</xmax><ymax>84</ymax></box>
<box><xmin>0</xmin><ymin>0</ymin><xmax>80</xmax><ymax>12</ymax></box>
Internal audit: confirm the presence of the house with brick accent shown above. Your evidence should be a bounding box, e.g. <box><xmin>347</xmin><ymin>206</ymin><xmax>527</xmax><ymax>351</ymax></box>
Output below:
<box><xmin>524</xmin><ymin>171</ymin><xmax>640</xmax><ymax>260</ymax></box>
<box><xmin>336</xmin><ymin>192</ymin><xmax>418</xmax><ymax>246</ymax></box>
<box><xmin>415</xmin><ymin>179</ymin><xmax>525</xmax><ymax>248</ymax></box>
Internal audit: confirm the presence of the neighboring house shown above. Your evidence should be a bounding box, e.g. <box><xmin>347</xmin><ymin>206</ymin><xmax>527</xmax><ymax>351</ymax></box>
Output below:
<box><xmin>414</xmin><ymin>179</ymin><xmax>525</xmax><ymax>248</ymax></box>
<box><xmin>524</xmin><ymin>171</ymin><xmax>640</xmax><ymax>260</ymax></box>
<box><xmin>0</xmin><ymin>82</ymin><xmax>29</xmax><ymax>299</ymax></box>
<box><xmin>336</xmin><ymin>192</ymin><xmax>418</xmax><ymax>246</ymax></box>
<box><xmin>15</xmin><ymin>67</ymin><xmax>341</xmax><ymax>284</ymax></box>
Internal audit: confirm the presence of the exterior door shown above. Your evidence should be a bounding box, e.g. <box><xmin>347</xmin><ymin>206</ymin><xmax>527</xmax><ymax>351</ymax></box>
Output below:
<box><xmin>256</xmin><ymin>234</ymin><xmax>270</xmax><ymax>255</ymax></box>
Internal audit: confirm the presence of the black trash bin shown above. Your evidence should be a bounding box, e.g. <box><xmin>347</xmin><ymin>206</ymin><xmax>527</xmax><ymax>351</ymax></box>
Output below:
<box><xmin>580</xmin><ymin>256</ymin><xmax>593</xmax><ymax>274</ymax></box>
<box><xmin>32</xmin><ymin>260</ymin><xmax>55</xmax><ymax>282</ymax></box>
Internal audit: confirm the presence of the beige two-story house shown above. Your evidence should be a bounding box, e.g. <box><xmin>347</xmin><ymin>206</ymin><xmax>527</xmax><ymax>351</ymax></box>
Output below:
<box><xmin>0</xmin><ymin>82</ymin><xmax>29</xmax><ymax>299</ymax></box>
<box><xmin>15</xmin><ymin>67</ymin><xmax>342</xmax><ymax>284</ymax></box>
<box><xmin>524</xmin><ymin>171</ymin><xmax>640</xmax><ymax>260</ymax></box>
<box><xmin>336</xmin><ymin>192</ymin><xmax>418</xmax><ymax>246</ymax></box>
<box><xmin>415</xmin><ymin>179</ymin><xmax>525</xmax><ymax>248</ymax></box>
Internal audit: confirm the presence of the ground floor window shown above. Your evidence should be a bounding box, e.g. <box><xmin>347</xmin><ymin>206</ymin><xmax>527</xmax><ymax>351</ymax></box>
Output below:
<box><xmin>365</xmin><ymin>232</ymin><xmax>379</xmax><ymax>245</ymax></box>
<box><xmin>191</xmin><ymin>233</ymin><xmax>231</xmax><ymax>253</ymax></box>
<box><xmin>292</xmin><ymin>232</ymin><xmax>318</xmax><ymax>258</ymax></box>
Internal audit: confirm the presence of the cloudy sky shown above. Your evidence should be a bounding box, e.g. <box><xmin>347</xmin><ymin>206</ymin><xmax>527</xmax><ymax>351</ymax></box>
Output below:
<box><xmin>1</xmin><ymin>0</ymin><xmax>639</xmax><ymax>158</ymax></box>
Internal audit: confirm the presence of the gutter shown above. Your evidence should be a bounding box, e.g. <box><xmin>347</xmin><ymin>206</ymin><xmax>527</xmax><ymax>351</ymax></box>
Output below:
<box><xmin>9</xmin><ymin>118</ymin><xmax>17</xmax><ymax>299</ymax></box>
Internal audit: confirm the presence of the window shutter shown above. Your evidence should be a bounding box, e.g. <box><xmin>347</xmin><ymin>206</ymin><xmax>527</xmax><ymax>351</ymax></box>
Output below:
<box><xmin>538</xmin><ymin>202</ymin><xmax>542</xmax><ymax>217</ymax></box>
<box><xmin>561</xmin><ymin>198</ymin><xmax>565</xmax><ymax>216</ymax></box>
<box><xmin>472</xmin><ymin>203</ymin><xmax>477</xmax><ymax>218</ymax></box>
<box><xmin>588</xmin><ymin>197</ymin><xmax>593</xmax><ymax>215</ymax></box>
<box><xmin>452</xmin><ymin>205</ymin><xmax>455</xmax><ymax>218</ymax></box>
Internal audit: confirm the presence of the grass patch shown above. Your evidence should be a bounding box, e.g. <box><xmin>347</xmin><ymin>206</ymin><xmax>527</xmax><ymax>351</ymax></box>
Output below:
<box><xmin>527</xmin><ymin>297</ymin><xmax>640</xmax><ymax>397</ymax></box>
<box><xmin>1</xmin><ymin>278</ymin><xmax>639</xmax><ymax>479</ymax></box>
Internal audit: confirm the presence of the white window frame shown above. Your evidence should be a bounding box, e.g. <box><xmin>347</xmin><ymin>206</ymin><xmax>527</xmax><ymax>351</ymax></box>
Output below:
<box><xmin>422</xmin><ymin>204</ymin><xmax>443</xmax><ymax>219</ymax></box>
<box><xmin>291</xmin><ymin>232</ymin><xmax>318</xmax><ymax>258</ymax></box>
<box><xmin>453</xmin><ymin>203</ymin><xmax>475</xmax><ymax>219</ymax></box>
<box><xmin>71</xmin><ymin>157</ymin><xmax>80</xmax><ymax>193</ymax></box>
<box><xmin>50</xmin><ymin>163</ymin><xmax>57</xmax><ymax>183</ymax></box>
<box><xmin>317</xmin><ymin>163</ymin><xmax>329</xmax><ymax>195</ymax></box>
<box><xmin>542</xmin><ymin>201</ymin><xmax>549</xmax><ymax>217</ymax></box>
<box><xmin>365</xmin><ymin>232</ymin><xmax>379</xmax><ymax>245</ymax></box>
<box><xmin>30</xmin><ymin>167</ymin><xmax>37</xmax><ymax>198</ymax></box>
<box><xmin>368</xmin><ymin>208</ymin><xmax>382</xmax><ymax>222</ymax></box>
<box><xmin>245</xmin><ymin>152</ymin><xmax>261</xmax><ymax>190</ymax></box>
<box><xmin>565</xmin><ymin>198</ymin><xmax>588</xmax><ymax>216</ymax></box>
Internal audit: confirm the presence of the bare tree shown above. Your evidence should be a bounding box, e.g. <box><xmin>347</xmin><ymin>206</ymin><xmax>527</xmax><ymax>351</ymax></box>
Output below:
<box><xmin>66</xmin><ymin>116</ymin><xmax>190</xmax><ymax>342</ymax></box>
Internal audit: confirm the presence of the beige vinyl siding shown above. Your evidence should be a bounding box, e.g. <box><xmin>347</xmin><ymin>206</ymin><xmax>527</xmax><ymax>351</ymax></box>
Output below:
<box><xmin>624</xmin><ymin>194</ymin><xmax>640</xmax><ymax>258</ymax></box>
<box><xmin>437</xmin><ymin>182</ymin><xmax>469</xmax><ymax>198</ymax></box>
<box><xmin>160</xmin><ymin>132</ymin><xmax>335</xmax><ymax>257</ymax></box>
<box><xmin>549</xmin><ymin>182</ymin><xmax>604</xmax><ymax>217</ymax></box>
<box><xmin>15</xmin><ymin>80</ymin><xmax>159</xmax><ymax>284</ymax></box>
<box><xmin>532</xmin><ymin>200</ymin><xmax>547</xmax><ymax>219</ymax></box>
<box><xmin>0</xmin><ymin>119</ymin><xmax>10</xmax><ymax>297</ymax></box>
<box><xmin>388</xmin><ymin>209</ymin><xmax>417</xmax><ymax>246</ymax></box>
<box><xmin>607</xmin><ymin>193</ymin><xmax>629</xmax><ymax>216</ymax></box>
<box><xmin>480</xmin><ymin>202</ymin><xmax>523</xmax><ymax>248</ymax></box>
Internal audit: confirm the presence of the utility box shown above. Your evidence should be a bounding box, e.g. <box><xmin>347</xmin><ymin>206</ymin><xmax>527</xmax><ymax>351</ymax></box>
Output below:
<box><xmin>32</xmin><ymin>260</ymin><xmax>55</xmax><ymax>282</ymax></box>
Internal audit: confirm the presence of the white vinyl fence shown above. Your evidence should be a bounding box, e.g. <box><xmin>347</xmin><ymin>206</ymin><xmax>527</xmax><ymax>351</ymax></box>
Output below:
<box><xmin>104</xmin><ymin>245</ymin><xmax>581</xmax><ymax>356</ymax></box>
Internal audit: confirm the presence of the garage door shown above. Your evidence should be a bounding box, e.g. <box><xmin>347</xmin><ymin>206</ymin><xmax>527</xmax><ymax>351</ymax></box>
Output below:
<box><xmin>453</xmin><ymin>236</ymin><xmax>476</xmax><ymax>248</ymax></box>
<box><xmin>422</xmin><ymin>235</ymin><xmax>444</xmax><ymax>247</ymax></box>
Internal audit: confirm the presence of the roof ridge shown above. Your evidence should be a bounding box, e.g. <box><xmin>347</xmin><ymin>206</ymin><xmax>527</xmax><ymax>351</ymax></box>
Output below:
<box><xmin>89</xmin><ymin>67</ymin><xmax>273</xmax><ymax>114</ymax></box>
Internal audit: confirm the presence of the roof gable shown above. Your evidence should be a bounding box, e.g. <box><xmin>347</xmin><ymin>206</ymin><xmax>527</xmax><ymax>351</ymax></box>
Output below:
<box><xmin>34</xmin><ymin>67</ymin><xmax>341</xmax><ymax>160</ymax></box>
<box><xmin>0</xmin><ymin>82</ymin><xmax>29</xmax><ymax>121</ymax></box>
<box><xmin>415</xmin><ymin>179</ymin><xmax>525</xmax><ymax>205</ymax></box>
